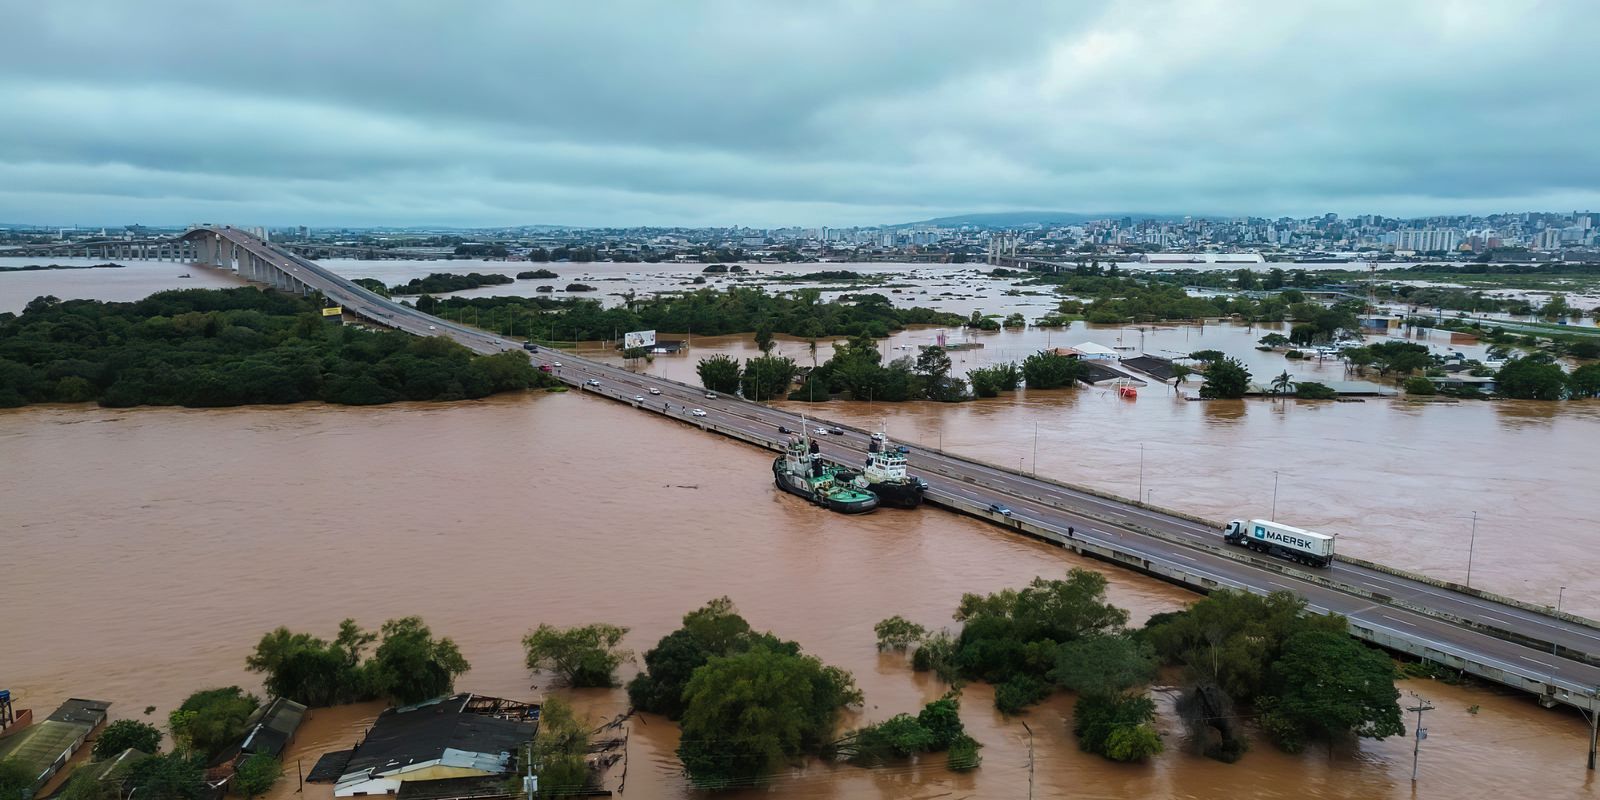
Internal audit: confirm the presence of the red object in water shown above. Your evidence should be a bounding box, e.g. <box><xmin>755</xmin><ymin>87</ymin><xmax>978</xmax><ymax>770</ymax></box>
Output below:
<box><xmin>1118</xmin><ymin>385</ymin><xmax>1138</xmax><ymax>399</ymax></box>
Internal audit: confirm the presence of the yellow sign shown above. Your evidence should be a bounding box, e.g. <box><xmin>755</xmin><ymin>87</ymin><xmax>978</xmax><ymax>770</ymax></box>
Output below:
<box><xmin>321</xmin><ymin>306</ymin><xmax>343</xmax><ymax>317</ymax></box>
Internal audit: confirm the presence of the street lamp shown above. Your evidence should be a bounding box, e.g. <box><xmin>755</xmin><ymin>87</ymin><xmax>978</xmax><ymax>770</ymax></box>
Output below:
<box><xmin>1032</xmin><ymin>422</ymin><xmax>1039</xmax><ymax>476</ymax></box>
<box><xmin>1138</xmin><ymin>443</ymin><xmax>1144</xmax><ymax>500</ymax></box>
<box><xmin>1466</xmin><ymin>511</ymin><xmax>1478</xmax><ymax>588</ymax></box>
<box><xmin>1271</xmin><ymin>470</ymin><xmax>1280</xmax><ymax>519</ymax></box>
<box><xmin>1559</xmin><ymin>586</ymin><xmax>1566</xmax><ymax>614</ymax></box>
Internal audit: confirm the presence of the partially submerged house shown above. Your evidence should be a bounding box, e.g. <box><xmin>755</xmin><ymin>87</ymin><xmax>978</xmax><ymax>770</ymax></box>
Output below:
<box><xmin>322</xmin><ymin>695</ymin><xmax>538</xmax><ymax>797</ymax></box>
<box><xmin>0</xmin><ymin>698</ymin><xmax>111</xmax><ymax>798</ymax></box>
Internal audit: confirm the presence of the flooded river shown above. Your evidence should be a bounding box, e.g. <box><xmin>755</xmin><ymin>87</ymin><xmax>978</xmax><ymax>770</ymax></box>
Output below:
<box><xmin>2</xmin><ymin>394</ymin><xmax>1596</xmax><ymax>800</ymax></box>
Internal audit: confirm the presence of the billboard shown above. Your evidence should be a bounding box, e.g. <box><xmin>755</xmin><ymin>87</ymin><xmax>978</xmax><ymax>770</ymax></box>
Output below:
<box><xmin>321</xmin><ymin>306</ymin><xmax>343</xmax><ymax>317</ymax></box>
<box><xmin>623</xmin><ymin>329</ymin><xmax>657</xmax><ymax>349</ymax></box>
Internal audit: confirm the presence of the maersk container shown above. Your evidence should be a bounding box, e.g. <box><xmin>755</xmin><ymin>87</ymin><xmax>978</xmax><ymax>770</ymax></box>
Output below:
<box><xmin>1222</xmin><ymin>518</ymin><xmax>1335</xmax><ymax>567</ymax></box>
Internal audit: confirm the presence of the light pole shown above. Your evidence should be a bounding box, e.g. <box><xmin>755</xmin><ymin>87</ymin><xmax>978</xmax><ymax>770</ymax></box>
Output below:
<box><xmin>1271</xmin><ymin>470</ymin><xmax>1280</xmax><ymax>519</ymax></box>
<box><xmin>1559</xmin><ymin>586</ymin><xmax>1567</xmax><ymax>614</ymax></box>
<box><xmin>1138</xmin><ymin>443</ymin><xmax>1144</xmax><ymax>501</ymax></box>
<box><xmin>1032</xmin><ymin>422</ymin><xmax>1038</xmax><ymax>476</ymax></box>
<box><xmin>1466</xmin><ymin>511</ymin><xmax>1478</xmax><ymax>588</ymax></box>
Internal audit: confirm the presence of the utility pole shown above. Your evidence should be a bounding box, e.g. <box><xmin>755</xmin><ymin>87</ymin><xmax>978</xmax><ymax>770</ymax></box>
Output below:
<box><xmin>524</xmin><ymin>741</ymin><xmax>536</xmax><ymax>800</ymax></box>
<box><xmin>1407</xmin><ymin>692</ymin><xmax>1434</xmax><ymax>783</ymax></box>
<box><xmin>1032</xmin><ymin>422</ymin><xmax>1038</xmax><ymax>476</ymax></box>
<box><xmin>1021</xmin><ymin>720</ymin><xmax>1034</xmax><ymax>800</ymax></box>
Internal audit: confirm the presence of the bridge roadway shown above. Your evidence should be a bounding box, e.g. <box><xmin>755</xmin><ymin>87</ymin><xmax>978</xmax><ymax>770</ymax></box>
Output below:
<box><xmin>194</xmin><ymin>227</ymin><xmax>1600</xmax><ymax>710</ymax></box>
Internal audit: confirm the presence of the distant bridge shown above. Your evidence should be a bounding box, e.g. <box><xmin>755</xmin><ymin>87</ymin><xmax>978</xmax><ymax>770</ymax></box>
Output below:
<box><xmin>0</xmin><ymin>237</ymin><xmax>451</xmax><ymax>262</ymax></box>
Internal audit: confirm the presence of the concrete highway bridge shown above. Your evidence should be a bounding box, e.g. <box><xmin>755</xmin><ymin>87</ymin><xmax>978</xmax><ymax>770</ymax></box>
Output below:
<box><xmin>0</xmin><ymin>236</ymin><xmax>447</xmax><ymax>262</ymax></box>
<box><xmin>151</xmin><ymin>228</ymin><xmax>1600</xmax><ymax>742</ymax></box>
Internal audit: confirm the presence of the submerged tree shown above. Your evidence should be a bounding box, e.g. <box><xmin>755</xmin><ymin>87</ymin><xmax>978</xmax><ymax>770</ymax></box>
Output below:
<box><xmin>522</xmin><ymin>623</ymin><xmax>632</xmax><ymax>688</ymax></box>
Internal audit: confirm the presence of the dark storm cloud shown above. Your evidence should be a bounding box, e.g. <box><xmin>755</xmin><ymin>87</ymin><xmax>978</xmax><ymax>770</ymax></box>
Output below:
<box><xmin>1</xmin><ymin>0</ymin><xmax>1596</xmax><ymax>226</ymax></box>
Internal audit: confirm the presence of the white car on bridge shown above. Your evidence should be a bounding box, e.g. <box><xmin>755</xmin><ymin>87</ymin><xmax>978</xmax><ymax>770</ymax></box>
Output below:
<box><xmin>691</xmin><ymin>409</ymin><xmax>707</xmax><ymax>417</ymax></box>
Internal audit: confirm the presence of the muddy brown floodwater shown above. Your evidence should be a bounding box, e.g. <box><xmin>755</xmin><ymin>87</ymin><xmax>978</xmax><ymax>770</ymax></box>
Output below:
<box><xmin>2</xmin><ymin>393</ymin><xmax>1597</xmax><ymax>799</ymax></box>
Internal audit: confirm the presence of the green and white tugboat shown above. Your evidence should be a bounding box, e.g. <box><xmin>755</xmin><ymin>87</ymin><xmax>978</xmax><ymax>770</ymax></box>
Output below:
<box><xmin>773</xmin><ymin>433</ymin><xmax>879</xmax><ymax>514</ymax></box>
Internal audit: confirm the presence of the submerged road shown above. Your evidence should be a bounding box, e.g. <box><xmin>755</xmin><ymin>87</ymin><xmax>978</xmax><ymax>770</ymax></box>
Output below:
<box><xmin>200</xmin><ymin>227</ymin><xmax>1600</xmax><ymax>706</ymax></box>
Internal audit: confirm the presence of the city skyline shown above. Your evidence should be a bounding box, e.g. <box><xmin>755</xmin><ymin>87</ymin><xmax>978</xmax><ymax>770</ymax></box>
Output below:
<box><xmin>2</xmin><ymin>1</ymin><xmax>1598</xmax><ymax>227</ymax></box>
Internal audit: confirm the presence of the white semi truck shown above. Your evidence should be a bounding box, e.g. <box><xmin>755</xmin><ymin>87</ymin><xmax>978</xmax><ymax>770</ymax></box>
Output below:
<box><xmin>1222</xmin><ymin>518</ymin><xmax>1335</xmax><ymax>568</ymax></box>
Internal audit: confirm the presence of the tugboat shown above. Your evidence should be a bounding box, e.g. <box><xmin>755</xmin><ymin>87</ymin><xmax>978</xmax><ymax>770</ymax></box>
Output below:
<box><xmin>860</xmin><ymin>433</ymin><xmax>927</xmax><ymax>508</ymax></box>
<box><xmin>773</xmin><ymin>434</ymin><xmax>879</xmax><ymax>514</ymax></box>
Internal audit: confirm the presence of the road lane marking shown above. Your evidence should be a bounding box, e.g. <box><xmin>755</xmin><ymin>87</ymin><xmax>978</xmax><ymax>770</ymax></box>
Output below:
<box><xmin>1381</xmin><ymin>614</ymin><xmax>1416</xmax><ymax>628</ymax></box>
<box><xmin>1521</xmin><ymin>656</ymin><xmax>1555</xmax><ymax>668</ymax></box>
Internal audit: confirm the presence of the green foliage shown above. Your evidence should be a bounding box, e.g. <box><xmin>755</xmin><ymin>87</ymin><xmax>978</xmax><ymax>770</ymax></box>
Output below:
<box><xmin>1569</xmin><ymin>363</ymin><xmax>1600</xmax><ymax>398</ymax></box>
<box><xmin>910</xmin><ymin>629</ymin><xmax>961</xmax><ymax>684</ymax></box>
<box><xmin>1257</xmin><ymin>333</ymin><xmax>1289</xmax><ymax>348</ymax></box>
<box><xmin>967</xmin><ymin>362</ymin><xmax>1020</xmax><ymax>397</ymax></box>
<box><xmin>1496</xmin><ymin>356</ymin><xmax>1569</xmax><ymax>400</ymax></box>
<box><xmin>946</xmin><ymin>734</ymin><xmax>983</xmax><ymax>771</ymax></box>
<box><xmin>126</xmin><ymin>752</ymin><xmax>207</xmax><ymax>800</ymax></box>
<box><xmin>93</xmin><ymin>719</ymin><xmax>162</xmax><ymax>759</ymax></box>
<box><xmin>628</xmin><ymin>597</ymin><xmax>776</xmax><ymax>719</ymax></box>
<box><xmin>516</xmin><ymin>269</ymin><xmax>559</xmax><ymax>279</ymax></box>
<box><xmin>0</xmin><ymin>290</ymin><xmax>544</xmax><ymax>408</ymax></box>
<box><xmin>1103</xmin><ymin>721</ymin><xmax>1164</xmax><ymax>762</ymax></box>
<box><xmin>59</xmin><ymin>765</ymin><xmax>123</xmax><ymax>800</ymax></box>
<box><xmin>1294</xmin><ymin>381</ymin><xmax>1338</xmax><ymax>399</ymax></box>
<box><xmin>232</xmin><ymin>754</ymin><xmax>280</xmax><ymax>799</ymax></box>
<box><xmin>916</xmin><ymin>346</ymin><xmax>964</xmax><ymax>401</ymax></box>
<box><xmin>1049</xmin><ymin>634</ymin><xmax>1156</xmax><ymax>696</ymax></box>
<box><xmin>1003</xmin><ymin>312</ymin><xmax>1026</xmax><ymax>328</ymax></box>
<box><xmin>994</xmin><ymin>676</ymin><xmax>1051</xmax><ymax>715</ymax></box>
<box><xmin>526</xmin><ymin>697</ymin><xmax>592</xmax><ymax>798</ymax></box>
<box><xmin>1073</xmin><ymin>692</ymin><xmax>1161</xmax><ymax>762</ymax></box>
<box><xmin>874</xmin><ymin>616</ymin><xmax>927</xmax><ymax>651</ymax></box>
<box><xmin>1258</xmin><ymin>630</ymin><xmax>1403</xmax><ymax>752</ymax></box>
<box><xmin>0</xmin><ymin>761</ymin><xmax>34</xmax><ymax>800</ymax></box>
<box><xmin>839</xmin><ymin>695</ymin><xmax>974</xmax><ymax>768</ymax></box>
<box><xmin>677</xmin><ymin>646</ymin><xmax>861</xmax><ymax>788</ymax></box>
<box><xmin>696</xmin><ymin>354</ymin><xmax>742</xmax><ymax>393</ymax></box>
<box><xmin>966</xmin><ymin>310</ymin><xmax>1001</xmax><ymax>331</ymax></box>
<box><xmin>245</xmin><ymin>619</ymin><xmax>376</xmax><ymax>706</ymax></box>
<box><xmin>1188</xmin><ymin>349</ymin><xmax>1225</xmax><ymax>363</ymax></box>
<box><xmin>1146</xmin><ymin>589</ymin><xmax>1401</xmax><ymax>755</ymax></box>
<box><xmin>169</xmin><ymin>687</ymin><xmax>258</xmax><ymax>759</ymax></box>
<box><xmin>367</xmin><ymin>616</ymin><xmax>470</xmax><ymax>704</ymax></box>
<box><xmin>740</xmin><ymin>354</ymin><xmax>797</xmax><ymax>401</ymax></box>
<box><xmin>389</xmin><ymin>272</ymin><xmax>514</xmax><ymax>295</ymax></box>
<box><xmin>351</xmin><ymin>278</ymin><xmax>390</xmax><ymax>297</ymax></box>
<box><xmin>1199</xmin><ymin>356</ymin><xmax>1251</xmax><ymax>399</ymax></box>
<box><xmin>1021</xmin><ymin>350</ymin><xmax>1086</xmax><ymax>389</ymax></box>
<box><xmin>429</xmin><ymin>286</ymin><xmax>961</xmax><ymax>344</ymax></box>
<box><xmin>1367</xmin><ymin>340</ymin><xmax>1433</xmax><ymax>376</ymax></box>
<box><xmin>522</xmin><ymin>623</ymin><xmax>631</xmax><ymax>688</ymax></box>
<box><xmin>1402</xmin><ymin>375</ymin><xmax>1437</xmax><ymax>395</ymax></box>
<box><xmin>951</xmin><ymin>569</ymin><xmax>1129</xmax><ymax>712</ymax></box>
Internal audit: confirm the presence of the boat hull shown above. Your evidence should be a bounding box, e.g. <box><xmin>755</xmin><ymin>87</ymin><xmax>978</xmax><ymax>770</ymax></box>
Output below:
<box><xmin>773</xmin><ymin>458</ymin><xmax>879</xmax><ymax>514</ymax></box>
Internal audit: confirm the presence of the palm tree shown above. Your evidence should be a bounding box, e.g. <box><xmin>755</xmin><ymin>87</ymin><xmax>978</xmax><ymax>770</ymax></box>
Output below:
<box><xmin>1271</xmin><ymin>370</ymin><xmax>1295</xmax><ymax>399</ymax></box>
<box><xmin>1169</xmin><ymin>363</ymin><xmax>1193</xmax><ymax>393</ymax></box>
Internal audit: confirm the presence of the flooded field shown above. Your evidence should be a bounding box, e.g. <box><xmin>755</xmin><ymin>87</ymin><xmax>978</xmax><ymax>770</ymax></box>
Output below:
<box><xmin>2</xmin><ymin>394</ymin><xmax>1597</xmax><ymax>800</ymax></box>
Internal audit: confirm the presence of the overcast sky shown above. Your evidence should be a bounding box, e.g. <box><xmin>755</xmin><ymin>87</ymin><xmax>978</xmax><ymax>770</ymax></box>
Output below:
<box><xmin>2</xmin><ymin>0</ymin><xmax>1597</xmax><ymax>228</ymax></box>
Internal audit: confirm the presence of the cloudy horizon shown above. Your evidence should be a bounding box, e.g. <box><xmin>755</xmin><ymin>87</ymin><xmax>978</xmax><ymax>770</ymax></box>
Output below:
<box><xmin>2</xmin><ymin>0</ymin><xmax>1597</xmax><ymax>228</ymax></box>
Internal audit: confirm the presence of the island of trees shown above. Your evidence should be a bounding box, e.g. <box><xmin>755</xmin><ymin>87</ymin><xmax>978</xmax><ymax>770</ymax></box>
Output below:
<box><xmin>0</xmin><ymin>290</ymin><xmax>548</xmax><ymax>408</ymax></box>
<box><xmin>388</xmin><ymin>272</ymin><xmax>514</xmax><ymax>295</ymax></box>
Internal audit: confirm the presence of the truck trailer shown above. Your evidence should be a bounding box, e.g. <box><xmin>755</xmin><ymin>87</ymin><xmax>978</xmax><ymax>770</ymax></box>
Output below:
<box><xmin>1222</xmin><ymin>518</ymin><xmax>1335</xmax><ymax>567</ymax></box>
